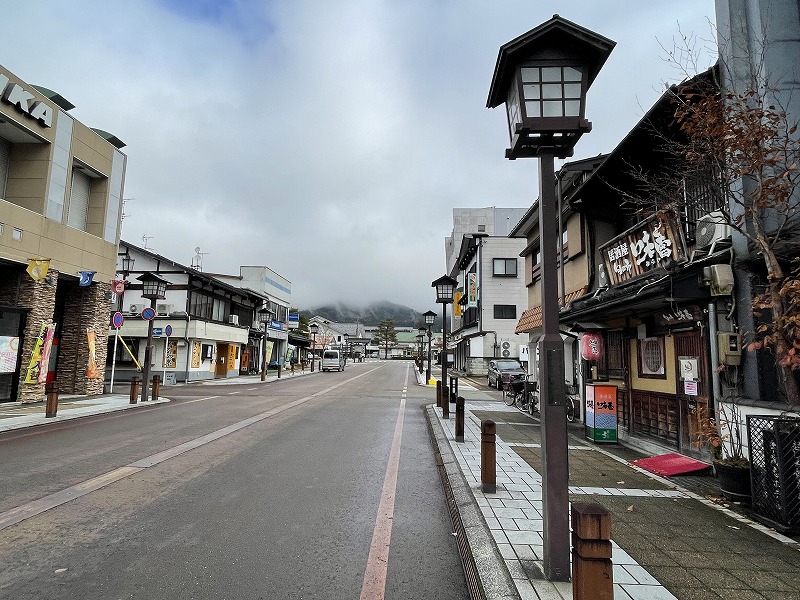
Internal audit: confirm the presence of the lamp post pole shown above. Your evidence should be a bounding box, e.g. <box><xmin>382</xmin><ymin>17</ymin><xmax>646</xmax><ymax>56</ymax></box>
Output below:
<box><xmin>424</xmin><ymin>310</ymin><xmax>436</xmax><ymax>384</ymax></box>
<box><xmin>486</xmin><ymin>15</ymin><xmax>614</xmax><ymax>581</ymax></box>
<box><xmin>137</xmin><ymin>272</ymin><xmax>169</xmax><ymax>404</ymax></box>
<box><xmin>259</xmin><ymin>307</ymin><xmax>274</xmax><ymax>381</ymax></box>
<box><xmin>309</xmin><ymin>323</ymin><xmax>319</xmax><ymax>372</ymax></box>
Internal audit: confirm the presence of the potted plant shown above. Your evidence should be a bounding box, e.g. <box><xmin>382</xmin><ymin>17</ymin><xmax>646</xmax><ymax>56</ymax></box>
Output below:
<box><xmin>693</xmin><ymin>403</ymin><xmax>751</xmax><ymax>503</ymax></box>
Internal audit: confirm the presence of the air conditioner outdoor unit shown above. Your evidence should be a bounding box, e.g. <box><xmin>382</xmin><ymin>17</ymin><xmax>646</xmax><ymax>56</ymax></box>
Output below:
<box><xmin>128</xmin><ymin>303</ymin><xmax>145</xmax><ymax>315</ymax></box>
<box><xmin>695</xmin><ymin>211</ymin><xmax>731</xmax><ymax>251</ymax></box>
<box><xmin>597</xmin><ymin>263</ymin><xmax>609</xmax><ymax>288</ymax></box>
<box><xmin>228</xmin><ymin>315</ymin><xmax>239</xmax><ymax>326</ymax></box>
<box><xmin>500</xmin><ymin>339</ymin><xmax>517</xmax><ymax>358</ymax></box>
<box><xmin>156</xmin><ymin>303</ymin><xmax>174</xmax><ymax>316</ymax></box>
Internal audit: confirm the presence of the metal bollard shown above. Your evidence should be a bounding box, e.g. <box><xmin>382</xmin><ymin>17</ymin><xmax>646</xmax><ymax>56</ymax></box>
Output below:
<box><xmin>436</xmin><ymin>380</ymin><xmax>442</xmax><ymax>408</ymax></box>
<box><xmin>45</xmin><ymin>381</ymin><xmax>58</xmax><ymax>418</ymax></box>
<box><xmin>571</xmin><ymin>503</ymin><xmax>613</xmax><ymax>600</ymax></box>
<box><xmin>130</xmin><ymin>376</ymin><xmax>140</xmax><ymax>404</ymax></box>
<box><xmin>442</xmin><ymin>384</ymin><xmax>449</xmax><ymax>418</ymax></box>
<box><xmin>455</xmin><ymin>396</ymin><xmax>465</xmax><ymax>442</ymax></box>
<box><xmin>151</xmin><ymin>375</ymin><xmax>161</xmax><ymax>401</ymax></box>
<box><xmin>481</xmin><ymin>420</ymin><xmax>496</xmax><ymax>493</ymax></box>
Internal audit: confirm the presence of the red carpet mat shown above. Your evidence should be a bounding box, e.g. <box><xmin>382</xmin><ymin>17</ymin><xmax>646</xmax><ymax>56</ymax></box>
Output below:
<box><xmin>631</xmin><ymin>453</ymin><xmax>711</xmax><ymax>477</ymax></box>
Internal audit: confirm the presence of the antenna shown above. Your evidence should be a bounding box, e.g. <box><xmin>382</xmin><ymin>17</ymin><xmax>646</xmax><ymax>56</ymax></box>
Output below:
<box><xmin>122</xmin><ymin>197</ymin><xmax>134</xmax><ymax>222</ymax></box>
<box><xmin>142</xmin><ymin>234</ymin><xmax>153</xmax><ymax>250</ymax></box>
<box><xmin>191</xmin><ymin>246</ymin><xmax>209</xmax><ymax>271</ymax></box>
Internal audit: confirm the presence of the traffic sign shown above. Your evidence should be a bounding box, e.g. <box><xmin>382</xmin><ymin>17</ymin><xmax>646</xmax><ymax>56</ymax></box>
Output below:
<box><xmin>112</xmin><ymin>312</ymin><xmax>124</xmax><ymax>328</ymax></box>
<box><xmin>164</xmin><ymin>324</ymin><xmax>173</xmax><ymax>337</ymax></box>
<box><xmin>141</xmin><ymin>307</ymin><xmax>156</xmax><ymax>321</ymax></box>
<box><xmin>152</xmin><ymin>327</ymin><xmax>163</xmax><ymax>337</ymax></box>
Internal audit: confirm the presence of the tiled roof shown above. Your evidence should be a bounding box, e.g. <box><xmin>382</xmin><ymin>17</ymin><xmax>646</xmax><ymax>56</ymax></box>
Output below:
<box><xmin>515</xmin><ymin>286</ymin><xmax>588</xmax><ymax>334</ymax></box>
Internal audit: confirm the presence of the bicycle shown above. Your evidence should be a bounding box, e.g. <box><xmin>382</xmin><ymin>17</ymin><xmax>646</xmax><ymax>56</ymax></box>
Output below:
<box><xmin>565</xmin><ymin>382</ymin><xmax>579</xmax><ymax>422</ymax></box>
<box><xmin>503</xmin><ymin>376</ymin><xmax>539</xmax><ymax>414</ymax></box>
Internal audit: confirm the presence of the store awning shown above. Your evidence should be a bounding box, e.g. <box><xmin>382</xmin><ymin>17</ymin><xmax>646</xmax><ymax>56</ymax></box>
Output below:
<box><xmin>515</xmin><ymin>286</ymin><xmax>588</xmax><ymax>334</ymax></box>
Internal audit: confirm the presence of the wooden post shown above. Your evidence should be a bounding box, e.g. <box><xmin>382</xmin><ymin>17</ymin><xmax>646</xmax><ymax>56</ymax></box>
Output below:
<box><xmin>45</xmin><ymin>381</ymin><xmax>58</xmax><ymax>418</ymax></box>
<box><xmin>436</xmin><ymin>380</ymin><xmax>442</xmax><ymax>408</ymax></box>
<box><xmin>151</xmin><ymin>375</ymin><xmax>161</xmax><ymax>401</ymax></box>
<box><xmin>571</xmin><ymin>503</ymin><xmax>613</xmax><ymax>600</ymax></box>
<box><xmin>481</xmin><ymin>420</ymin><xmax>496</xmax><ymax>493</ymax></box>
<box><xmin>130</xmin><ymin>376</ymin><xmax>140</xmax><ymax>404</ymax></box>
<box><xmin>455</xmin><ymin>396</ymin><xmax>465</xmax><ymax>442</ymax></box>
<box><xmin>442</xmin><ymin>382</ymin><xmax>450</xmax><ymax>418</ymax></box>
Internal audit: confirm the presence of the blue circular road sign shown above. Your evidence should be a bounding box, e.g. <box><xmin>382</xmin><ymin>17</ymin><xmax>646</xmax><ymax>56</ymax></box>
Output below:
<box><xmin>112</xmin><ymin>311</ymin><xmax>124</xmax><ymax>328</ymax></box>
<box><xmin>165</xmin><ymin>324</ymin><xmax>173</xmax><ymax>337</ymax></box>
<box><xmin>141</xmin><ymin>307</ymin><xmax>156</xmax><ymax>321</ymax></box>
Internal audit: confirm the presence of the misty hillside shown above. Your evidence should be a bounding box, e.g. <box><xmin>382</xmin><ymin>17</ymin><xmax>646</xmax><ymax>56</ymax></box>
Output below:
<box><xmin>301</xmin><ymin>301</ymin><xmax>423</xmax><ymax>327</ymax></box>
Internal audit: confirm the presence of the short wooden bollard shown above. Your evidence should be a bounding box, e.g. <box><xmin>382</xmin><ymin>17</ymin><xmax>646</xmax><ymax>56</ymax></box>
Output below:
<box><xmin>455</xmin><ymin>396</ymin><xmax>465</xmax><ymax>442</ymax></box>
<box><xmin>45</xmin><ymin>381</ymin><xmax>58</xmax><ymax>418</ymax></box>
<box><xmin>130</xmin><ymin>376</ymin><xmax>140</xmax><ymax>404</ymax></box>
<box><xmin>571</xmin><ymin>503</ymin><xmax>613</xmax><ymax>600</ymax></box>
<box><xmin>481</xmin><ymin>420</ymin><xmax>496</xmax><ymax>493</ymax></box>
<box><xmin>151</xmin><ymin>375</ymin><xmax>161</xmax><ymax>401</ymax></box>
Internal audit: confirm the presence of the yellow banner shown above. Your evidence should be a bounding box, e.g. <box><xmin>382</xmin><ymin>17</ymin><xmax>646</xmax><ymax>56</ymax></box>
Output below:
<box><xmin>87</xmin><ymin>328</ymin><xmax>100</xmax><ymax>379</ymax></box>
<box><xmin>23</xmin><ymin>323</ymin><xmax>48</xmax><ymax>384</ymax></box>
<box><xmin>26</xmin><ymin>259</ymin><xmax>50</xmax><ymax>282</ymax></box>
<box><xmin>454</xmin><ymin>292</ymin><xmax>462</xmax><ymax>317</ymax></box>
<box><xmin>191</xmin><ymin>341</ymin><xmax>201</xmax><ymax>369</ymax></box>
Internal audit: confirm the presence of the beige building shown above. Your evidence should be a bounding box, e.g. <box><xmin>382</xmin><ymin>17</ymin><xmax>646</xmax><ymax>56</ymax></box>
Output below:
<box><xmin>0</xmin><ymin>64</ymin><xmax>126</xmax><ymax>402</ymax></box>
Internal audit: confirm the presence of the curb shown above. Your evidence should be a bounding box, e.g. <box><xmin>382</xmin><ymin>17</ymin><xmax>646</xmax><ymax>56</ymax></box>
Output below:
<box><xmin>424</xmin><ymin>404</ymin><xmax>520</xmax><ymax>600</ymax></box>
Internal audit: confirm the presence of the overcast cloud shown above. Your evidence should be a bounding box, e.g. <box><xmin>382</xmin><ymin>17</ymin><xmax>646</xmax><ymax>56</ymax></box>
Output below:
<box><xmin>2</xmin><ymin>0</ymin><xmax>716</xmax><ymax>311</ymax></box>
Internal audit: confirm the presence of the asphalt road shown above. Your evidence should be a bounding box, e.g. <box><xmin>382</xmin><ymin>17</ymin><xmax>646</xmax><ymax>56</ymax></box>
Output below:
<box><xmin>0</xmin><ymin>361</ymin><xmax>469</xmax><ymax>600</ymax></box>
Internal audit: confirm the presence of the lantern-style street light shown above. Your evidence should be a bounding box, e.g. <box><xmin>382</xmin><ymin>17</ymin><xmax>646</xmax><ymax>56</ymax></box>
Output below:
<box><xmin>259</xmin><ymin>307</ymin><xmax>275</xmax><ymax>381</ymax></box>
<box><xmin>487</xmin><ymin>15</ymin><xmax>614</xmax><ymax>582</ymax></box>
<box><xmin>417</xmin><ymin>328</ymin><xmax>426</xmax><ymax>374</ymax></box>
<box><xmin>138</xmin><ymin>272</ymin><xmax>169</xmax><ymax>403</ymax></box>
<box><xmin>432</xmin><ymin>275</ymin><xmax>457</xmax><ymax>418</ymax></box>
<box><xmin>423</xmin><ymin>310</ymin><xmax>436</xmax><ymax>384</ymax></box>
<box><xmin>309</xmin><ymin>323</ymin><xmax>319</xmax><ymax>372</ymax></box>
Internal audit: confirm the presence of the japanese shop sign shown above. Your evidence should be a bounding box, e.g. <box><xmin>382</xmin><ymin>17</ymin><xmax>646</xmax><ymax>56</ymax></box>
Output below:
<box><xmin>600</xmin><ymin>210</ymin><xmax>685</xmax><ymax>286</ymax></box>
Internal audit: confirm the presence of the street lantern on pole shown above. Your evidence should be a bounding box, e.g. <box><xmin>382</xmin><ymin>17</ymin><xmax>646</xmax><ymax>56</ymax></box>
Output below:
<box><xmin>423</xmin><ymin>310</ymin><xmax>436</xmax><ymax>384</ymax></box>
<box><xmin>309</xmin><ymin>323</ymin><xmax>319</xmax><ymax>372</ymax></box>
<box><xmin>432</xmin><ymin>275</ymin><xmax>457</xmax><ymax>418</ymax></box>
<box><xmin>138</xmin><ymin>272</ymin><xmax>169</xmax><ymax>403</ymax></box>
<box><xmin>487</xmin><ymin>15</ymin><xmax>614</xmax><ymax>582</ymax></box>
<box><xmin>259</xmin><ymin>307</ymin><xmax>274</xmax><ymax>381</ymax></box>
<box><xmin>417</xmin><ymin>328</ymin><xmax>426</xmax><ymax>373</ymax></box>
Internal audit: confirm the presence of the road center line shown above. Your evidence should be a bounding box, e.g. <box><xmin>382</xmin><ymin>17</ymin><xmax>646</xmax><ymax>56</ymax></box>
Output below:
<box><xmin>0</xmin><ymin>367</ymin><xmax>382</xmax><ymax>531</ymax></box>
<box><xmin>360</xmin><ymin>365</ymin><xmax>409</xmax><ymax>600</ymax></box>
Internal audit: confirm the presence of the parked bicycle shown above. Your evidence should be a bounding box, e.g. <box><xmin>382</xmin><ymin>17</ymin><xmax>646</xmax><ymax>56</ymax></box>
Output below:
<box><xmin>503</xmin><ymin>375</ymin><xmax>538</xmax><ymax>414</ymax></box>
<box><xmin>565</xmin><ymin>381</ymin><xmax>579</xmax><ymax>423</ymax></box>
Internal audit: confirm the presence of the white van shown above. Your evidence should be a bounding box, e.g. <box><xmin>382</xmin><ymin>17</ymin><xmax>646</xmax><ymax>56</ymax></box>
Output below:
<box><xmin>321</xmin><ymin>349</ymin><xmax>345</xmax><ymax>372</ymax></box>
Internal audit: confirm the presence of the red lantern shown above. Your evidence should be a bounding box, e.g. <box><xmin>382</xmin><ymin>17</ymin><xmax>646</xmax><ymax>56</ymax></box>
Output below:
<box><xmin>580</xmin><ymin>332</ymin><xmax>604</xmax><ymax>361</ymax></box>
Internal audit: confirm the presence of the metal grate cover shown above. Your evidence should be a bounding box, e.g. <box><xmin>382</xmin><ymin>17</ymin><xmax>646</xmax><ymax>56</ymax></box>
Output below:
<box><xmin>747</xmin><ymin>415</ymin><xmax>800</xmax><ymax>534</ymax></box>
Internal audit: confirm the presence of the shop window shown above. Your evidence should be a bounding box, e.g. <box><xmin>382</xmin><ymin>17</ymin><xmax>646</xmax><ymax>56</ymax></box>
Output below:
<box><xmin>531</xmin><ymin>250</ymin><xmax>541</xmax><ymax>282</ymax></box>
<box><xmin>637</xmin><ymin>336</ymin><xmax>666</xmax><ymax>378</ymax></box>
<box><xmin>493</xmin><ymin>258</ymin><xmax>518</xmax><ymax>277</ymax></box>
<box><xmin>67</xmin><ymin>169</ymin><xmax>91</xmax><ymax>231</ymax></box>
<box><xmin>606</xmin><ymin>330</ymin><xmax>625</xmax><ymax>379</ymax></box>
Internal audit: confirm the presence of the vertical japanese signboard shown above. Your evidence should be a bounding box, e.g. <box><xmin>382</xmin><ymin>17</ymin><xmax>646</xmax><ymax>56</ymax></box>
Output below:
<box><xmin>585</xmin><ymin>384</ymin><xmax>618</xmax><ymax>443</ymax></box>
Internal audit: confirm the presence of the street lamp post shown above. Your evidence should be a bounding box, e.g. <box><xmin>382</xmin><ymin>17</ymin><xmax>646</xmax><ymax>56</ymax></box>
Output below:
<box><xmin>309</xmin><ymin>323</ymin><xmax>319</xmax><ymax>372</ymax></box>
<box><xmin>487</xmin><ymin>15</ymin><xmax>614</xmax><ymax>581</ymax></box>
<box><xmin>432</xmin><ymin>275</ymin><xmax>457</xmax><ymax>419</ymax></box>
<box><xmin>259</xmin><ymin>307</ymin><xmax>275</xmax><ymax>381</ymax></box>
<box><xmin>424</xmin><ymin>310</ymin><xmax>436</xmax><ymax>384</ymax></box>
<box><xmin>417</xmin><ymin>328</ymin><xmax>426</xmax><ymax>373</ymax></box>
<box><xmin>138</xmin><ymin>272</ymin><xmax>169</xmax><ymax>403</ymax></box>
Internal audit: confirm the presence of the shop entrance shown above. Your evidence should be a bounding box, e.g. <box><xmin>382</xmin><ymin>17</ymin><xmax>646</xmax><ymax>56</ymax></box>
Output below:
<box><xmin>0</xmin><ymin>309</ymin><xmax>25</xmax><ymax>402</ymax></box>
<box><xmin>215</xmin><ymin>343</ymin><xmax>228</xmax><ymax>378</ymax></box>
<box><xmin>674</xmin><ymin>331</ymin><xmax>709</xmax><ymax>458</ymax></box>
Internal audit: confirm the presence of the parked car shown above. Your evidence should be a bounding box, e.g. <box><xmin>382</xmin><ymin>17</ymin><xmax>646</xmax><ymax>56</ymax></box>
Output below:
<box><xmin>487</xmin><ymin>359</ymin><xmax>526</xmax><ymax>389</ymax></box>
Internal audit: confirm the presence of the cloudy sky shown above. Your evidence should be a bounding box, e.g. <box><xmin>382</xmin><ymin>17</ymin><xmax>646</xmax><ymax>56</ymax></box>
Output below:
<box><xmin>3</xmin><ymin>0</ymin><xmax>717</xmax><ymax>312</ymax></box>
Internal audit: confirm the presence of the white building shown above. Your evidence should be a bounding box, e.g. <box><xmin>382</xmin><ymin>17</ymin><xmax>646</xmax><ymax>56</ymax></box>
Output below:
<box><xmin>444</xmin><ymin>207</ymin><xmax>528</xmax><ymax>376</ymax></box>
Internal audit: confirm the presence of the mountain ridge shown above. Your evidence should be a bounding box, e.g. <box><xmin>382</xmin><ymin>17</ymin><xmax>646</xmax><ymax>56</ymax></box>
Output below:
<box><xmin>300</xmin><ymin>300</ymin><xmax>422</xmax><ymax>327</ymax></box>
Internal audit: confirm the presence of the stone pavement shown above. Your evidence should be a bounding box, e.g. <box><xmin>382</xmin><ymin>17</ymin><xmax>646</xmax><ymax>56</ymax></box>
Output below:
<box><xmin>421</xmin><ymin>371</ymin><xmax>800</xmax><ymax>600</ymax></box>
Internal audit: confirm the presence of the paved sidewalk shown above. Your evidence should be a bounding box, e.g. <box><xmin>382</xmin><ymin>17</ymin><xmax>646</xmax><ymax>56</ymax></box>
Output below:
<box><xmin>421</xmin><ymin>372</ymin><xmax>800</xmax><ymax>600</ymax></box>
